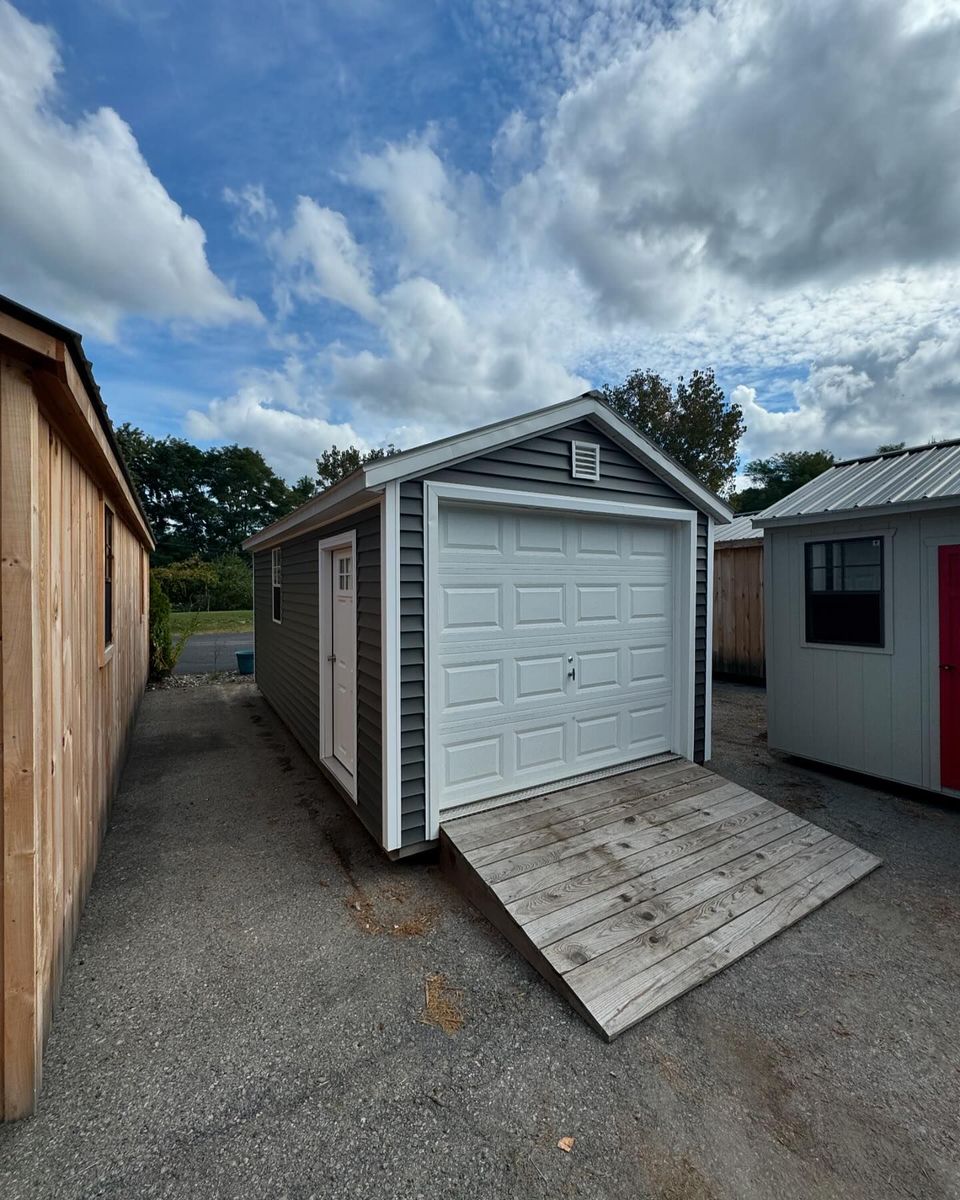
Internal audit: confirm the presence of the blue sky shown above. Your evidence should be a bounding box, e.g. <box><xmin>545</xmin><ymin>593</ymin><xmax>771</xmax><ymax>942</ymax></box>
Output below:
<box><xmin>2</xmin><ymin>0</ymin><xmax>959</xmax><ymax>484</ymax></box>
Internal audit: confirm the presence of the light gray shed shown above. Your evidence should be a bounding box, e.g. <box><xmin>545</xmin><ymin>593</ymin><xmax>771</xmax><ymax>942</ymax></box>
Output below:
<box><xmin>243</xmin><ymin>393</ymin><xmax>731</xmax><ymax>854</ymax></box>
<box><xmin>754</xmin><ymin>440</ymin><xmax>960</xmax><ymax>798</ymax></box>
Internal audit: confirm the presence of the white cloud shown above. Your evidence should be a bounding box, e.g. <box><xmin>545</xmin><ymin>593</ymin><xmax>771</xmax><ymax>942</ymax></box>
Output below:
<box><xmin>267</xmin><ymin>197</ymin><xmax>381</xmax><ymax>321</ymax></box>
<box><xmin>0</xmin><ymin>0</ymin><xmax>259</xmax><ymax>338</ymax></box>
<box><xmin>191</xmin><ymin>0</ymin><xmax>960</xmax><ymax>477</ymax></box>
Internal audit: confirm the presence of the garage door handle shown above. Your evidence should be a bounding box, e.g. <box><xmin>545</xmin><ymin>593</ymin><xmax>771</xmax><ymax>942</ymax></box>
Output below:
<box><xmin>567</xmin><ymin>657</ymin><xmax>576</xmax><ymax>680</ymax></box>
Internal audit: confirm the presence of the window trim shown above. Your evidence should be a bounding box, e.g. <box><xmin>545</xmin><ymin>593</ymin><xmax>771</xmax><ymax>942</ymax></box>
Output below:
<box><xmin>800</xmin><ymin>529</ymin><xmax>894</xmax><ymax>655</ymax></box>
<box><xmin>271</xmin><ymin>546</ymin><xmax>283</xmax><ymax>624</ymax></box>
<box><xmin>103</xmin><ymin>502</ymin><xmax>115</xmax><ymax>653</ymax></box>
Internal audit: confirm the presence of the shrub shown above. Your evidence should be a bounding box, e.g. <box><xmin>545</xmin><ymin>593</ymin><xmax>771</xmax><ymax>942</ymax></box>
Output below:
<box><xmin>152</xmin><ymin>553</ymin><xmax>252</xmax><ymax>611</ymax></box>
<box><xmin>149</xmin><ymin>574</ymin><xmax>174</xmax><ymax>679</ymax></box>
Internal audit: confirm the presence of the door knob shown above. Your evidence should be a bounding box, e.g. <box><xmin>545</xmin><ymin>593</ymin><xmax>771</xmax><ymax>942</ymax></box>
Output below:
<box><xmin>941</xmin><ymin>663</ymin><xmax>955</xmax><ymax>671</ymax></box>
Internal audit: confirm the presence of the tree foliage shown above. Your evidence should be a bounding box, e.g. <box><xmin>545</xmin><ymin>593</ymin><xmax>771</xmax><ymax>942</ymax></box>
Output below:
<box><xmin>731</xmin><ymin>449</ymin><xmax>835</xmax><ymax>512</ymax></box>
<box><xmin>600</xmin><ymin>368</ymin><xmax>745</xmax><ymax>494</ymax></box>
<box><xmin>152</xmin><ymin>554</ymin><xmax>252</xmax><ymax>610</ymax></box>
<box><xmin>116</xmin><ymin>424</ymin><xmax>313</xmax><ymax>564</ymax></box>
<box><xmin>315</xmin><ymin>443</ymin><xmax>399</xmax><ymax>490</ymax></box>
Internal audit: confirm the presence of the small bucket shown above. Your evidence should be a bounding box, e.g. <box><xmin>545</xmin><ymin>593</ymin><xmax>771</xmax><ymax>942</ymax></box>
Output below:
<box><xmin>236</xmin><ymin>649</ymin><xmax>255</xmax><ymax>676</ymax></box>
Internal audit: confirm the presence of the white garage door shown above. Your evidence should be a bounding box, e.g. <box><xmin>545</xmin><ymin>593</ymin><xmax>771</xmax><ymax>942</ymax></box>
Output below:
<box><xmin>432</xmin><ymin>502</ymin><xmax>676</xmax><ymax>810</ymax></box>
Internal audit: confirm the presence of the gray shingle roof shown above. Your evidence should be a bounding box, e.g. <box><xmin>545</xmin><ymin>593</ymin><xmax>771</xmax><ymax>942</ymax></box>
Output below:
<box><xmin>755</xmin><ymin>440</ymin><xmax>960</xmax><ymax>524</ymax></box>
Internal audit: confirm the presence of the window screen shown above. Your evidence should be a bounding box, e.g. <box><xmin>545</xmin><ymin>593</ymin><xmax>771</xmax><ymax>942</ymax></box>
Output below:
<box><xmin>804</xmin><ymin>536</ymin><xmax>884</xmax><ymax>647</ymax></box>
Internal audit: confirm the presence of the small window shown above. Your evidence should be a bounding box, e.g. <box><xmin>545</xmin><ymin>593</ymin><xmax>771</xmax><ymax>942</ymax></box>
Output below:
<box><xmin>104</xmin><ymin>505</ymin><xmax>114</xmax><ymax>648</ymax></box>
<box><xmin>571</xmin><ymin>440</ymin><xmax>601</xmax><ymax>480</ymax></box>
<box><xmin>338</xmin><ymin>555</ymin><xmax>352</xmax><ymax>592</ymax></box>
<box><xmin>271</xmin><ymin>547</ymin><xmax>282</xmax><ymax>623</ymax></box>
<box><xmin>804</xmin><ymin>537</ymin><xmax>884</xmax><ymax>647</ymax></box>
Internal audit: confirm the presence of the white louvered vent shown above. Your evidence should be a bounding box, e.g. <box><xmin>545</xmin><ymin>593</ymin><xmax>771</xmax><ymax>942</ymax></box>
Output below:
<box><xmin>571</xmin><ymin>440</ymin><xmax>601</xmax><ymax>480</ymax></box>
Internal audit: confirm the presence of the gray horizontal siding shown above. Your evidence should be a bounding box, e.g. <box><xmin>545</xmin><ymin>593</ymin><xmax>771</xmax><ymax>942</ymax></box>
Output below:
<box><xmin>428</xmin><ymin>420</ymin><xmax>683</xmax><ymax>507</ymax></box>
<box><xmin>397</xmin><ymin>419</ymin><xmax>712</xmax><ymax>841</ymax></box>
<box><xmin>254</xmin><ymin>504</ymin><xmax>382</xmax><ymax>840</ymax></box>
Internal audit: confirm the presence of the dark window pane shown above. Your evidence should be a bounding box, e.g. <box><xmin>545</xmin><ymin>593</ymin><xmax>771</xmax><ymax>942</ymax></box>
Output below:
<box><xmin>805</xmin><ymin>536</ymin><xmax>885</xmax><ymax>646</ymax></box>
<box><xmin>805</xmin><ymin>594</ymin><xmax>884</xmax><ymax>646</ymax></box>
<box><xmin>272</xmin><ymin>586</ymin><xmax>282</xmax><ymax>622</ymax></box>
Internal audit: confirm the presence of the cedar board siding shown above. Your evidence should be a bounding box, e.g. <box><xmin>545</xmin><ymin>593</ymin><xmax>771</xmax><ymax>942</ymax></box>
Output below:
<box><xmin>1</xmin><ymin>355</ymin><xmax>150</xmax><ymax>1119</ymax></box>
<box><xmin>713</xmin><ymin>543</ymin><xmax>765</xmax><ymax>681</ymax></box>
<box><xmin>253</xmin><ymin>505</ymin><xmax>382</xmax><ymax>838</ymax></box>
<box><xmin>398</xmin><ymin>419</ymin><xmax>710</xmax><ymax>846</ymax></box>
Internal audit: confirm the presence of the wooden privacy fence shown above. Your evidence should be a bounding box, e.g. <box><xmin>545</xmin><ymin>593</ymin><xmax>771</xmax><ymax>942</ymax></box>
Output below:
<box><xmin>713</xmin><ymin>542</ymin><xmax>765</xmax><ymax>682</ymax></box>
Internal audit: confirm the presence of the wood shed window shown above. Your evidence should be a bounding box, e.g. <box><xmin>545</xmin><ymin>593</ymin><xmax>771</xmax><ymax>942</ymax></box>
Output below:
<box><xmin>272</xmin><ymin>547</ymin><xmax>282</xmax><ymax>623</ymax></box>
<box><xmin>804</xmin><ymin>536</ymin><xmax>884</xmax><ymax>647</ymax></box>
<box><xmin>104</xmin><ymin>505</ymin><xmax>115</xmax><ymax>648</ymax></box>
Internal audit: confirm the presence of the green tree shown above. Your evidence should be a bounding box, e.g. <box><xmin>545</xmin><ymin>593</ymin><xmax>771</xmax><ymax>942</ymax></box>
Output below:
<box><xmin>315</xmin><ymin>444</ymin><xmax>398</xmax><ymax>490</ymax></box>
<box><xmin>115</xmin><ymin>425</ymin><xmax>317</xmax><ymax>563</ymax></box>
<box><xmin>116</xmin><ymin>424</ymin><xmax>212</xmax><ymax>564</ymax></box>
<box><xmin>732</xmin><ymin>449</ymin><xmax>835</xmax><ymax>512</ymax></box>
<box><xmin>876</xmin><ymin>442</ymin><xmax>905</xmax><ymax>454</ymax></box>
<box><xmin>600</xmin><ymin>368</ymin><xmax>745</xmax><ymax>494</ymax></box>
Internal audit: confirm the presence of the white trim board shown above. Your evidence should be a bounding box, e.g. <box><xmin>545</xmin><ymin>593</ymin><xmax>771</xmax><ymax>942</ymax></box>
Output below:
<box><xmin>318</xmin><ymin>530</ymin><xmax>358</xmax><ymax>803</ymax></box>
<box><xmin>420</xmin><ymin>481</ymin><xmax>699</xmax><ymax>843</ymax></box>
<box><xmin>704</xmin><ymin>516</ymin><xmax>715</xmax><ymax>762</ymax></box>
<box><xmin>382</xmin><ymin>482</ymin><xmax>403</xmax><ymax>851</ymax></box>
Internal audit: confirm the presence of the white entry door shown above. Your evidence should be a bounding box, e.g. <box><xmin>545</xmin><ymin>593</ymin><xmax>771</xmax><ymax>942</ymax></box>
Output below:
<box><xmin>330</xmin><ymin>546</ymin><xmax>357</xmax><ymax>777</ymax></box>
<box><xmin>432</xmin><ymin>502</ymin><xmax>677</xmax><ymax>810</ymax></box>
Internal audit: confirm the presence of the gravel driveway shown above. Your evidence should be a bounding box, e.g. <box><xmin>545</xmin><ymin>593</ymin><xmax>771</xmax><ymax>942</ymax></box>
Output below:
<box><xmin>1</xmin><ymin>680</ymin><xmax>957</xmax><ymax>1199</ymax></box>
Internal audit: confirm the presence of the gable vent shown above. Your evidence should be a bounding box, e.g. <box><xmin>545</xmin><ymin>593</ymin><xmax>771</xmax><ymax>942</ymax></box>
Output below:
<box><xmin>571</xmin><ymin>440</ymin><xmax>601</xmax><ymax>481</ymax></box>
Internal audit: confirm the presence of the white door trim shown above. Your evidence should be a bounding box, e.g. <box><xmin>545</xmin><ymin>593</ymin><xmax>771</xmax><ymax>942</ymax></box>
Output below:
<box><xmin>423</xmin><ymin>481</ymin><xmax>698</xmax><ymax>842</ymax></box>
<box><xmin>704</xmin><ymin>516</ymin><xmax>715</xmax><ymax>762</ymax></box>
<box><xmin>318</xmin><ymin>530</ymin><xmax>357</xmax><ymax>802</ymax></box>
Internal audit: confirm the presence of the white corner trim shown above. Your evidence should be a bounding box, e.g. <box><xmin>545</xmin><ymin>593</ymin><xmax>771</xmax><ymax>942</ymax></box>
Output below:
<box><xmin>422</xmin><ymin>482</ymin><xmax>699</xmax><ymax>841</ymax></box>
<box><xmin>383</xmin><ymin>482</ymin><xmax>402</xmax><ymax>852</ymax></box>
<box><xmin>318</xmin><ymin>530</ymin><xmax>357</xmax><ymax>802</ymax></box>
<box><xmin>704</xmin><ymin>516</ymin><xmax>715</xmax><ymax>762</ymax></box>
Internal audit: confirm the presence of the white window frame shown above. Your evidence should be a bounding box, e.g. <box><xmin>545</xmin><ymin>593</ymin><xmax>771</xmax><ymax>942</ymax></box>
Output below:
<box><xmin>419</xmin><ymin>481</ymin><xmax>699</xmax><ymax>843</ymax></box>
<box><xmin>271</xmin><ymin>547</ymin><xmax>283</xmax><ymax>624</ymax></box>
<box><xmin>799</xmin><ymin>530</ymin><xmax>894</xmax><ymax>655</ymax></box>
<box><xmin>318</xmin><ymin>530</ymin><xmax>358</xmax><ymax>802</ymax></box>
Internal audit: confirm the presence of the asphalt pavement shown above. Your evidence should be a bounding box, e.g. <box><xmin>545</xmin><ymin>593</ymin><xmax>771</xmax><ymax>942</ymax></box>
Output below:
<box><xmin>174</xmin><ymin>631</ymin><xmax>252</xmax><ymax>675</ymax></box>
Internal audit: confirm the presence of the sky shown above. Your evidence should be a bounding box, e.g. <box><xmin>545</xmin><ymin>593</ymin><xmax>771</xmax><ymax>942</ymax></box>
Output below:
<box><xmin>1</xmin><ymin>0</ymin><xmax>959</xmax><ymax>487</ymax></box>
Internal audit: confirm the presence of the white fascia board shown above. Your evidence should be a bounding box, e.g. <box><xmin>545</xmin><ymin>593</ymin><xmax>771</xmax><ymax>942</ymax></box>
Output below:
<box><xmin>242</xmin><ymin>473</ymin><xmax>372</xmax><ymax>552</ymax></box>
<box><xmin>363</xmin><ymin>395</ymin><xmax>733</xmax><ymax>525</ymax></box>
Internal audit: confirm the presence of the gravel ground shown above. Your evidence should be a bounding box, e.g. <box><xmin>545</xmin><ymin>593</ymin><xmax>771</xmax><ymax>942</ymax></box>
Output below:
<box><xmin>1</xmin><ymin>679</ymin><xmax>957</xmax><ymax>1199</ymax></box>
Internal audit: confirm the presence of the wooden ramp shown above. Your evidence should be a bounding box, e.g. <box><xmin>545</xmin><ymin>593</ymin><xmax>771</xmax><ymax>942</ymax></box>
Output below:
<box><xmin>439</xmin><ymin>758</ymin><xmax>880</xmax><ymax>1040</ymax></box>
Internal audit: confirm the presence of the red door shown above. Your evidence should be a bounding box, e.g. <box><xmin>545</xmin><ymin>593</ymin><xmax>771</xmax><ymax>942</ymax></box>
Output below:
<box><xmin>939</xmin><ymin>545</ymin><xmax>960</xmax><ymax>791</ymax></box>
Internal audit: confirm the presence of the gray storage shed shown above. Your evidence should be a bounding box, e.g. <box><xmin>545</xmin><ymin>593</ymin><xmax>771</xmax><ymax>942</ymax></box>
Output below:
<box><xmin>755</xmin><ymin>441</ymin><xmax>960</xmax><ymax>798</ymax></box>
<box><xmin>243</xmin><ymin>393</ymin><xmax>732</xmax><ymax>855</ymax></box>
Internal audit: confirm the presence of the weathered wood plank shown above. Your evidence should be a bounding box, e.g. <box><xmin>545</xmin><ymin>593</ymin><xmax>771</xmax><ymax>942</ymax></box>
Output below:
<box><xmin>517</xmin><ymin>807</ymin><xmax>806</xmax><ymax>946</ymax></box>
<box><xmin>468</xmin><ymin>774</ymin><xmax>731</xmax><ymax>870</ymax></box>
<box><xmin>441</xmin><ymin>758</ymin><xmax>881</xmax><ymax>1042</ymax></box>
<box><xmin>555</xmin><ymin>825</ymin><xmax>842</xmax><ymax>980</ymax></box>
<box><xmin>599</xmin><ymin>847</ymin><xmax>880</xmax><ymax>1038</ymax></box>
<box><xmin>479</xmin><ymin>785</ymin><xmax>755</xmax><ymax>887</ymax></box>
<box><xmin>448</xmin><ymin>760</ymin><xmax>701</xmax><ymax>852</ymax></box>
<box><xmin>492</xmin><ymin>796</ymin><xmax>779</xmax><ymax>907</ymax></box>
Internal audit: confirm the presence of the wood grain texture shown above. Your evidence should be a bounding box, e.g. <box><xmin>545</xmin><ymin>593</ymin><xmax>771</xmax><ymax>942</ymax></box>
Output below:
<box><xmin>713</xmin><ymin>543</ymin><xmax>765</xmax><ymax>680</ymax></box>
<box><xmin>1</xmin><ymin>351</ymin><xmax>150</xmax><ymax>1120</ymax></box>
<box><xmin>441</xmin><ymin>760</ymin><xmax>881</xmax><ymax>1040</ymax></box>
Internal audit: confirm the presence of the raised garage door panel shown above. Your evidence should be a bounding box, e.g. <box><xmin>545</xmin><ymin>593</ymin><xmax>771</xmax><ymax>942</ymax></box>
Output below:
<box><xmin>434</xmin><ymin>503</ymin><xmax>675</xmax><ymax>808</ymax></box>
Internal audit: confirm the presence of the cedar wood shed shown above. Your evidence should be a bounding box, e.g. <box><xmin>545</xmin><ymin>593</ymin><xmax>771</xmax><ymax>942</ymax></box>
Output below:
<box><xmin>244</xmin><ymin>394</ymin><xmax>732</xmax><ymax>856</ymax></box>
<box><xmin>712</xmin><ymin>512</ymin><xmax>765</xmax><ymax>682</ymax></box>
<box><xmin>0</xmin><ymin>295</ymin><xmax>154</xmax><ymax>1118</ymax></box>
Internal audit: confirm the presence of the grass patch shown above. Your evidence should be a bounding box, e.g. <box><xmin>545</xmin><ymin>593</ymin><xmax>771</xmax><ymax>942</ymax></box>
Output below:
<box><xmin>169</xmin><ymin>609</ymin><xmax>253</xmax><ymax>636</ymax></box>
